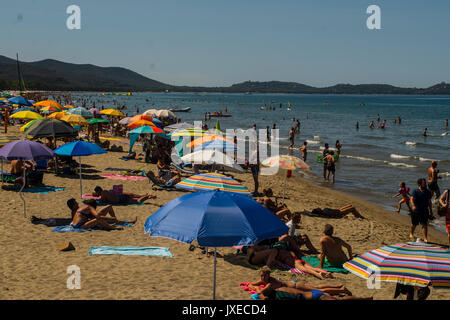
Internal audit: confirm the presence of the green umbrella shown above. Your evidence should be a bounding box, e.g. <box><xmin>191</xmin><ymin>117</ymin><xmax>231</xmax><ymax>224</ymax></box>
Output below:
<box><xmin>87</xmin><ymin>118</ymin><xmax>110</xmax><ymax>124</ymax></box>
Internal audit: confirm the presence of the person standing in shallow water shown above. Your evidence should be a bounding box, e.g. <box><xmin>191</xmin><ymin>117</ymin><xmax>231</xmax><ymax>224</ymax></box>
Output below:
<box><xmin>322</xmin><ymin>143</ymin><xmax>329</xmax><ymax>180</ymax></box>
<box><xmin>300</xmin><ymin>141</ymin><xmax>307</xmax><ymax>162</ymax></box>
<box><xmin>289</xmin><ymin>127</ymin><xmax>294</xmax><ymax>149</ymax></box>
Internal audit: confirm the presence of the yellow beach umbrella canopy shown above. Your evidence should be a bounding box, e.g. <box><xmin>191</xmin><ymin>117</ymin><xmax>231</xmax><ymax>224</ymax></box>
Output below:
<box><xmin>100</xmin><ymin>109</ymin><xmax>124</xmax><ymax>117</ymax></box>
<box><xmin>20</xmin><ymin>119</ymin><xmax>39</xmax><ymax>132</ymax></box>
<box><xmin>47</xmin><ymin>111</ymin><xmax>66</xmax><ymax>119</ymax></box>
<box><xmin>64</xmin><ymin>105</ymin><xmax>75</xmax><ymax>109</ymax></box>
<box><xmin>34</xmin><ymin>100</ymin><xmax>63</xmax><ymax>109</ymax></box>
<box><xmin>61</xmin><ymin>114</ymin><xmax>88</xmax><ymax>125</ymax></box>
<box><xmin>10</xmin><ymin>111</ymin><xmax>43</xmax><ymax>120</ymax></box>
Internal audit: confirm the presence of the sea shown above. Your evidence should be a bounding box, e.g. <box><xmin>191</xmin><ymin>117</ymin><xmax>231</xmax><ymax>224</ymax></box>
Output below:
<box><xmin>70</xmin><ymin>92</ymin><xmax>450</xmax><ymax>232</ymax></box>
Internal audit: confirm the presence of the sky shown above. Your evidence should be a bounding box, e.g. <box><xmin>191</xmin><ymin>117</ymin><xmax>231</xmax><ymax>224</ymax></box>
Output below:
<box><xmin>1</xmin><ymin>0</ymin><xmax>449</xmax><ymax>87</ymax></box>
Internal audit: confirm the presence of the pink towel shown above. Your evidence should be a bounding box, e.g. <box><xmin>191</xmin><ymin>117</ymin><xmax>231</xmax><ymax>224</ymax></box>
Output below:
<box><xmin>82</xmin><ymin>194</ymin><xmax>101</xmax><ymax>199</ymax></box>
<box><xmin>239</xmin><ymin>282</ymin><xmax>265</xmax><ymax>295</ymax></box>
<box><xmin>100</xmin><ymin>174</ymin><xmax>147</xmax><ymax>181</ymax></box>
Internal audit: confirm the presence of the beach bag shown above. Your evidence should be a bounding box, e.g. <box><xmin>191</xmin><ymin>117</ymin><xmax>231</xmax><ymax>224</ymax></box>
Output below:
<box><xmin>437</xmin><ymin>190</ymin><xmax>449</xmax><ymax>217</ymax></box>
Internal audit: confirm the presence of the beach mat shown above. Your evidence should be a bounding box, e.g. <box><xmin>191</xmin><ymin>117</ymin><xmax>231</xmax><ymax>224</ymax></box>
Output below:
<box><xmin>82</xmin><ymin>199</ymin><xmax>146</xmax><ymax>206</ymax></box>
<box><xmin>302</xmin><ymin>255</ymin><xmax>349</xmax><ymax>274</ymax></box>
<box><xmin>88</xmin><ymin>246</ymin><xmax>173</xmax><ymax>257</ymax></box>
<box><xmin>52</xmin><ymin>222</ymin><xmax>133</xmax><ymax>233</ymax></box>
<box><xmin>100</xmin><ymin>174</ymin><xmax>147</xmax><ymax>181</ymax></box>
<box><xmin>23</xmin><ymin>186</ymin><xmax>65</xmax><ymax>194</ymax></box>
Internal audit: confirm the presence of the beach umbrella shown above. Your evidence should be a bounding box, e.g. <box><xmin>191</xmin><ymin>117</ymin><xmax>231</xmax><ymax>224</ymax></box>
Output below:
<box><xmin>67</xmin><ymin>107</ymin><xmax>93</xmax><ymax>118</ymax></box>
<box><xmin>41</xmin><ymin>106</ymin><xmax>62</xmax><ymax>113</ymax></box>
<box><xmin>188</xmin><ymin>134</ymin><xmax>235</xmax><ymax>149</ymax></box>
<box><xmin>100</xmin><ymin>109</ymin><xmax>124</xmax><ymax>117</ymax></box>
<box><xmin>0</xmin><ymin>140</ymin><xmax>55</xmax><ymax>217</ymax></box>
<box><xmin>180</xmin><ymin>149</ymin><xmax>244</xmax><ymax>172</ymax></box>
<box><xmin>144</xmin><ymin>189</ymin><xmax>288</xmax><ymax>299</ymax></box>
<box><xmin>171</xmin><ymin>127</ymin><xmax>207</xmax><ymax>137</ymax></box>
<box><xmin>7</xmin><ymin>97</ymin><xmax>33</xmax><ymax>106</ymax></box>
<box><xmin>47</xmin><ymin>111</ymin><xmax>66</xmax><ymax>120</ymax></box>
<box><xmin>155</xmin><ymin>109</ymin><xmax>176</xmax><ymax>120</ymax></box>
<box><xmin>54</xmin><ymin>141</ymin><xmax>107</xmax><ymax>198</ymax></box>
<box><xmin>0</xmin><ymin>133</ymin><xmax>20</xmax><ymax>147</ymax></box>
<box><xmin>343</xmin><ymin>242</ymin><xmax>450</xmax><ymax>289</ymax></box>
<box><xmin>26</xmin><ymin>119</ymin><xmax>77</xmax><ymax>139</ymax></box>
<box><xmin>119</xmin><ymin>117</ymin><xmax>132</xmax><ymax>125</ymax></box>
<box><xmin>10</xmin><ymin>111</ymin><xmax>43</xmax><ymax>120</ymax></box>
<box><xmin>142</xmin><ymin>109</ymin><xmax>159</xmax><ymax>117</ymax></box>
<box><xmin>86</xmin><ymin>118</ymin><xmax>110</xmax><ymax>125</ymax></box>
<box><xmin>11</xmin><ymin>107</ymin><xmax>39</xmax><ymax>115</ymax></box>
<box><xmin>61</xmin><ymin>114</ymin><xmax>89</xmax><ymax>126</ymax></box>
<box><xmin>129</xmin><ymin>125</ymin><xmax>164</xmax><ymax>135</ymax></box>
<box><xmin>34</xmin><ymin>100</ymin><xmax>63</xmax><ymax>109</ymax></box>
<box><xmin>261</xmin><ymin>154</ymin><xmax>310</xmax><ymax>202</ymax></box>
<box><xmin>127</xmin><ymin>120</ymin><xmax>156</xmax><ymax>129</ymax></box>
<box><xmin>175</xmin><ymin>173</ymin><xmax>250</xmax><ymax>195</ymax></box>
<box><xmin>64</xmin><ymin>105</ymin><xmax>75</xmax><ymax>109</ymax></box>
<box><xmin>20</xmin><ymin>119</ymin><xmax>40</xmax><ymax>132</ymax></box>
<box><xmin>193</xmin><ymin>139</ymin><xmax>238</xmax><ymax>153</ymax></box>
<box><xmin>129</xmin><ymin>114</ymin><xmax>154</xmax><ymax>123</ymax></box>
<box><xmin>164</xmin><ymin>122</ymin><xmax>193</xmax><ymax>132</ymax></box>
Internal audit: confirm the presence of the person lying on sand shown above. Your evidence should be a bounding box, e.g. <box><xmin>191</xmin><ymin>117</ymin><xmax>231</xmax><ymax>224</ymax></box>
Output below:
<box><xmin>278</xmin><ymin>233</ymin><xmax>320</xmax><ymax>256</ymax></box>
<box><xmin>67</xmin><ymin>198</ymin><xmax>137</xmax><ymax>230</ymax></box>
<box><xmin>319</xmin><ymin>224</ymin><xmax>353</xmax><ymax>268</ymax></box>
<box><xmin>310</xmin><ymin>204</ymin><xmax>364</xmax><ymax>219</ymax></box>
<box><xmin>248</xmin><ymin>266</ymin><xmax>351</xmax><ymax>296</ymax></box>
<box><xmin>145</xmin><ymin>169</ymin><xmax>181</xmax><ymax>185</ymax></box>
<box><xmin>255</xmin><ymin>286</ymin><xmax>372</xmax><ymax>301</ymax></box>
<box><xmin>92</xmin><ymin>186</ymin><xmax>155</xmax><ymax>204</ymax></box>
<box><xmin>257</xmin><ymin>188</ymin><xmax>292</xmax><ymax>222</ymax></box>
<box><xmin>247</xmin><ymin>244</ymin><xmax>331</xmax><ymax>280</ymax></box>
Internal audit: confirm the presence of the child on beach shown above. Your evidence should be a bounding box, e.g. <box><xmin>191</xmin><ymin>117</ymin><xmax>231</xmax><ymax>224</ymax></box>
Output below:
<box><xmin>392</xmin><ymin>182</ymin><xmax>412</xmax><ymax>213</ymax></box>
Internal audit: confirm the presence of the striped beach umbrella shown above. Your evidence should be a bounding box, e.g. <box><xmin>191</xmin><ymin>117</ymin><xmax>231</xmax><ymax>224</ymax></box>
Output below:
<box><xmin>175</xmin><ymin>173</ymin><xmax>250</xmax><ymax>195</ymax></box>
<box><xmin>261</xmin><ymin>154</ymin><xmax>310</xmax><ymax>171</ymax></box>
<box><xmin>0</xmin><ymin>134</ymin><xmax>20</xmax><ymax>147</ymax></box>
<box><xmin>171</xmin><ymin>127</ymin><xmax>207</xmax><ymax>137</ymax></box>
<box><xmin>344</xmin><ymin>242</ymin><xmax>450</xmax><ymax>289</ymax></box>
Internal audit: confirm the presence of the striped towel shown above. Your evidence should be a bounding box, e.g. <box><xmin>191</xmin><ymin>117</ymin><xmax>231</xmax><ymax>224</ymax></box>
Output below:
<box><xmin>88</xmin><ymin>246</ymin><xmax>173</xmax><ymax>257</ymax></box>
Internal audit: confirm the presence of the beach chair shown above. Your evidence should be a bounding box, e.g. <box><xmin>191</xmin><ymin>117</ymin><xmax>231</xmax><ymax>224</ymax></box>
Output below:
<box><xmin>143</xmin><ymin>170</ymin><xmax>177</xmax><ymax>190</ymax></box>
<box><xmin>171</xmin><ymin>163</ymin><xmax>195</xmax><ymax>175</ymax></box>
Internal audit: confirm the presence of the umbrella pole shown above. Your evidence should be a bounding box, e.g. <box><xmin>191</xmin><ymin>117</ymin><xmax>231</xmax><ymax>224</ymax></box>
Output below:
<box><xmin>79</xmin><ymin>156</ymin><xmax>82</xmax><ymax>199</ymax></box>
<box><xmin>213</xmin><ymin>247</ymin><xmax>217</xmax><ymax>300</ymax></box>
<box><xmin>19</xmin><ymin>169</ymin><xmax>26</xmax><ymax>218</ymax></box>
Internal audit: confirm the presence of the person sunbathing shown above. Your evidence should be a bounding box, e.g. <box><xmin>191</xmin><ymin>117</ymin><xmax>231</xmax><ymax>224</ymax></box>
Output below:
<box><xmin>257</xmin><ymin>188</ymin><xmax>292</xmax><ymax>222</ymax></box>
<box><xmin>92</xmin><ymin>186</ymin><xmax>155</xmax><ymax>204</ymax></box>
<box><xmin>311</xmin><ymin>204</ymin><xmax>364</xmax><ymax>219</ymax></box>
<box><xmin>319</xmin><ymin>224</ymin><xmax>353</xmax><ymax>268</ymax></box>
<box><xmin>255</xmin><ymin>286</ymin><xmax>372</xmax><ymax>301</ymax></box>
<box><xmin>146</xmin><ymin>169</ymin><xmax>181</xmax><ymax>185</ymax></box>
<box><xmin>277</xmin><ymin>233</ymin><xmax>320</xmax><ymax>256</ymax></box>
<box><xmin>248</xmin><ymin>266</ymin><xmax>352</xmax><ymax>296</ymax></box>
<box><xmin>67</xmin><ymin>198</ymin><xmax>136</xmax><ymax>230</ymax></box>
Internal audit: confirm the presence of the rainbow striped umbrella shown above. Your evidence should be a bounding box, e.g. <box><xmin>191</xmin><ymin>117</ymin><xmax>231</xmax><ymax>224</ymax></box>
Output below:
<box><xmin>171</xmin><ymin>128</ymin><xmax>207</xmax><ymax>137</ymax></box>
<box><xmin>261</xmin><ymin>154</ymin><xmax>310</xmax><ymax>171</ymax></box>
<box><xmin>0</xmin><ymin>134</ymin><xmax>20</xmax><ymax>147</ymax></box>
<box><xmin>175</xmin><ymin>173</ymin><xmax>250</xmax><ymax>195</ymax></box>
<box><xmin>344</xmin><ymin>242</ymin><xmax>450</xmax><ymax>289</ymax></box>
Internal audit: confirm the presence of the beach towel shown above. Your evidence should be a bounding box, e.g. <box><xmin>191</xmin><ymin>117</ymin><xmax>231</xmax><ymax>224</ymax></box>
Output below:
<box><xmin>22</xmin><ymin>187</ymin><xmax>65</xmax><ymax>194</ymax></box>
<box><xmin>302</xmin><ymin>255</ymin><xmax>349</xmax><ymax>274</ymax></box>
<box><xmin>120</xmin><ymin>156</ymin><xmax>143</xmax><ymax>161</ymax></box>
<box><xmin>82</xmin><ymin>199</ymin><xmax>146</xmax><ymax>206</ymax></box>
<box><xmin>88</xmin><ymin>246</ymin><xmax>173</xmax><ymax>257</ymax></box>
<box><xmin>273</xmin><ymin>260</ymin><xmax>306</xmax><ymax>274</ymax></box>
<box><xmin>52</xmin><ymin>222</ymin><xmax>133</xmax><ymax>233</ymax></box>
<box><xmin>239</xmin><ymin>282</ymin><xmax>265</xmax><ymax>295</ymax></box>
<box><xmin>100</xmin><ymin>174</ymin><xmax>147</xmax><ymax>181</ymax></box>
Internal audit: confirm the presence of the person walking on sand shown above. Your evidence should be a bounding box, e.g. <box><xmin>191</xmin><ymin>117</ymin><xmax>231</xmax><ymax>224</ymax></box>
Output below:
<box><xmin>438</xmin><ymin>189</ymin><xmax>450</xmax><ymax>246</ymax></box>
<box><xmin>428</xmin><ymin>161</ymin><xmax>441</xmax><ymax>202</ymax></box>
<box><xmin>410</xmin><ymin>178</ymin><xmax>434</xmax><ymax>242</ymax></box>
<box><xmin>300</xmin><ymin>141</ymin><xmax>307</xmax><ymax>162</ymax></box>
<box><xmin>393</xmin><ymin>182</ymin><xmax>412</xmax><ymax>213</ymax></box>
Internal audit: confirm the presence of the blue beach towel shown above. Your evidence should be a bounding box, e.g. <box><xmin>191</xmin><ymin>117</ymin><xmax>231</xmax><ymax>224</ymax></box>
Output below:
<box><xmin>23</xmin><ymin>187</ymin><xmax>65</xmax><ymax>194</ymax></box>
<box><xmin>52</xmin><ymin>222</ymin><xmax>133</xmax><ymax>233</ymax></box>
<box><xmin>88</xmin><ymin>246</ymin><xmax>173</xmax><ymax>257</ymax></box>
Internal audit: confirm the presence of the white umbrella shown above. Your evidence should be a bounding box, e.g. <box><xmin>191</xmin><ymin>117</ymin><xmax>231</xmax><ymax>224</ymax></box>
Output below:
<box><xmin>155</xmin><ymin>109</ymin><xmax>176</xmax><ymax>119</ymax></box>
<box><xmin>142</xmin><ymin>109</ymin><xmax>159</xmax><ymax>117</ymax></box>
<box><xmin>180</xmin><ymin>149</ymin><xmax>244</xmax><ymax>172</ymax></box>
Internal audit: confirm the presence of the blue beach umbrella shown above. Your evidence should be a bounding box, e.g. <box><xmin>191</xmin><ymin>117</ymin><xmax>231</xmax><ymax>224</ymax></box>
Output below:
<box><xmin>67</xmin><ymin>107</ymin><xmax>93</xmax><ymax>118</ymax></box>
<box><xmin>144</xmin><ymin>189</ymin><xmax>288</xmax><ymax>299</ymax></box>
<box><xmin>193</xmin><ymin>139</ymin><xmax>238</xmax><ymax>153</ymax></box>
<box><xmin>54</xmin><ymin>141</ymin><xmax>106</xmax><ymax>198</ymax></box>
<box><xmin>7</xmin><ymin>96</ymin><xmax>33</xmax><ymax>106</ymax></box>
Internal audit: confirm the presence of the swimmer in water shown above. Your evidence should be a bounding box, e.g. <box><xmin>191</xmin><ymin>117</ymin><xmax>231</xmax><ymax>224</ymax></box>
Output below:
<box><xmin>423</xmin><ymin>128</ymin><xmax>428</xmax><ymax>137</ymax></box>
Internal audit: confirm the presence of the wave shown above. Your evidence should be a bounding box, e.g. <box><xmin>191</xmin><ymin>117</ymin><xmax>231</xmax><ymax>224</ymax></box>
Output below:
<box><xmin>342</xmin><ymin>155</ymin><xmax>383</xmax><ymax>163</ymax></box>
<box><xmin>387</xmin><ymin>162</ymin><xmax>417</xmax><ymax>168</ymax></box>
<box><xmin>390</xmin><ymin>154</ymin><xmax>412</xmax><ymax>159</ymax></box>
<box><xmin>405</xmin><ymin>141</ymin><xmax>416</xmax><ymax>146</ymax></box>
<box><xmin>306</xmin><ymin>140</ymin><xmax>320</xmax><ymax>145</ymax></box>
<box><xmin>418</xmin><ymin>157</ymin><xmax>435</xmax><ymax>162</ymax></box>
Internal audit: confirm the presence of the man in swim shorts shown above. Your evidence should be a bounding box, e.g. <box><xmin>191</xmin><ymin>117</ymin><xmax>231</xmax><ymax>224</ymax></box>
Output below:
<box><xmin>319</xmin><ymin>224</ymin><xmax>353</xmax><ymax>269</ymax></box>
<box><xmin>92</xmin><ymin>186</ymin><xmax>155</xmax><ymax>204</ymax></box>
<box><xmin>427</xmin><ymin>161</ymin><xmax>441</xmax><ymax>202</ymax></box>
<box><xmin>410</xmin><ymin>178</ymin><xmax>434</xmax><ymax>242</ymax></box>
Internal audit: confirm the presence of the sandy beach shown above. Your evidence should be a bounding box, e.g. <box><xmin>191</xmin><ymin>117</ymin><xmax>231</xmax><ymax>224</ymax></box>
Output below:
<box><xmin>1</xmin><ymin>125</ymin><xmax>449</xmax><ymax>301</ymax></box>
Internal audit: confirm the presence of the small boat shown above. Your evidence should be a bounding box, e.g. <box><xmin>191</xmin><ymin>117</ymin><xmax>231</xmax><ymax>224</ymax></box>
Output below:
<box><xmin>210</xmin><ymin>112</ymin><xmax>232</xmax><ymax>118</ymax></box>
<box><xmin>168</xmin><ymin>107</ymin><xmax>191</xmax><ymax>112</ymax></box>
<box><xmin>287</xmin><ymin>102</ymin><xmax>292</xmax><ymax>111</ymax></box>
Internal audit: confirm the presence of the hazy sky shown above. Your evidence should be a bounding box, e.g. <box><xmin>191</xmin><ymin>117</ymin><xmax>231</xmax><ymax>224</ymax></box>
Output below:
<box><xmin>1</xmin><ymin>0</ymin><xmax>449</xmax><ymax>87</ymax></box>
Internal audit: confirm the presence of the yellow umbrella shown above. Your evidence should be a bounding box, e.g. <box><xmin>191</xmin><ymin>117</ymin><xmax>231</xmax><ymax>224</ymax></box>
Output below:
<box><xmin>10</xmin><ymin>111</ymin><xmax>43</xmax><ymax>120</ymax></box>
<box><xmin>64</xmin><ymin>105</ymin><xmax>75</xmax><ymax>109</ymax></box>
<box><xmin>100</xmin><ymin>109</ymin><xmax>124</xmax><ymax>117</ymax></box>
<box><xmin>61</xmin><ymin>114</ymin><xmax>88</xmax><ymax>125</ymax></box>
<box><xmin>34</xmin><ymin>100</ymin><xmax>63</xmax><ymax>109</ymax></box>
<box><xmin>47</xmin><ymin>111</ymin><xmax>66</xmax><ymax>119</ymax></box>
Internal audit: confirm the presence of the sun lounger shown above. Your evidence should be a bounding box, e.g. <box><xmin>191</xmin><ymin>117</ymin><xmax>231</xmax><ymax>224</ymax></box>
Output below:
<box><xmin>172</xmin><ymin>163</ymin><xmax>195</xmax><ymax>175</ymax></box>
<box><xmin>143</xmin><ymin>170</ymin><xmax>177</xmax><ymax>189</ymax></box>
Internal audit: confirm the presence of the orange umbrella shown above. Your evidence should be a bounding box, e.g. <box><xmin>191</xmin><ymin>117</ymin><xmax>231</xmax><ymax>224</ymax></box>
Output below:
<box><xmin>187</xmin><ymin>134</ymin><xmax>236</xmax><ymax>149</ymax></box>
<box><xmin>128</xmin><ymin>120</ymin><xmax>156</xmax><ymax>129</ymax></box>
<box><xmin>48</xmin><ymin>111</ymin><xmax>66</xmax><ymax>119</ymax></box>
<box><xmin>64</xmin><ymin>105</ymin><xmax>75</xmax><ymax>109</ymax></box>
<box><xmin>34</xmin><ymin>100</ymin><xmax>63</xmax><ymax>109</ymax></box>
<box><xmin>129</xmin><ymin>114</ymin><xmax>154</xmax><ymax>122</ymax></box>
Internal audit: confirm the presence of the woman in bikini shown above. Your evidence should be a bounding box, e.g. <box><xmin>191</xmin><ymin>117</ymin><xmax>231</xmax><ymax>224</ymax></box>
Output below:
<box><xmin>67</xmin><ymin>198</ymin><xmax>136</xmax><ymax>230</ymax></box>
<box><xmin>248</xmin><ymin>267</ymin><xmax>351</xmax><ymax>296</ymax></box>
